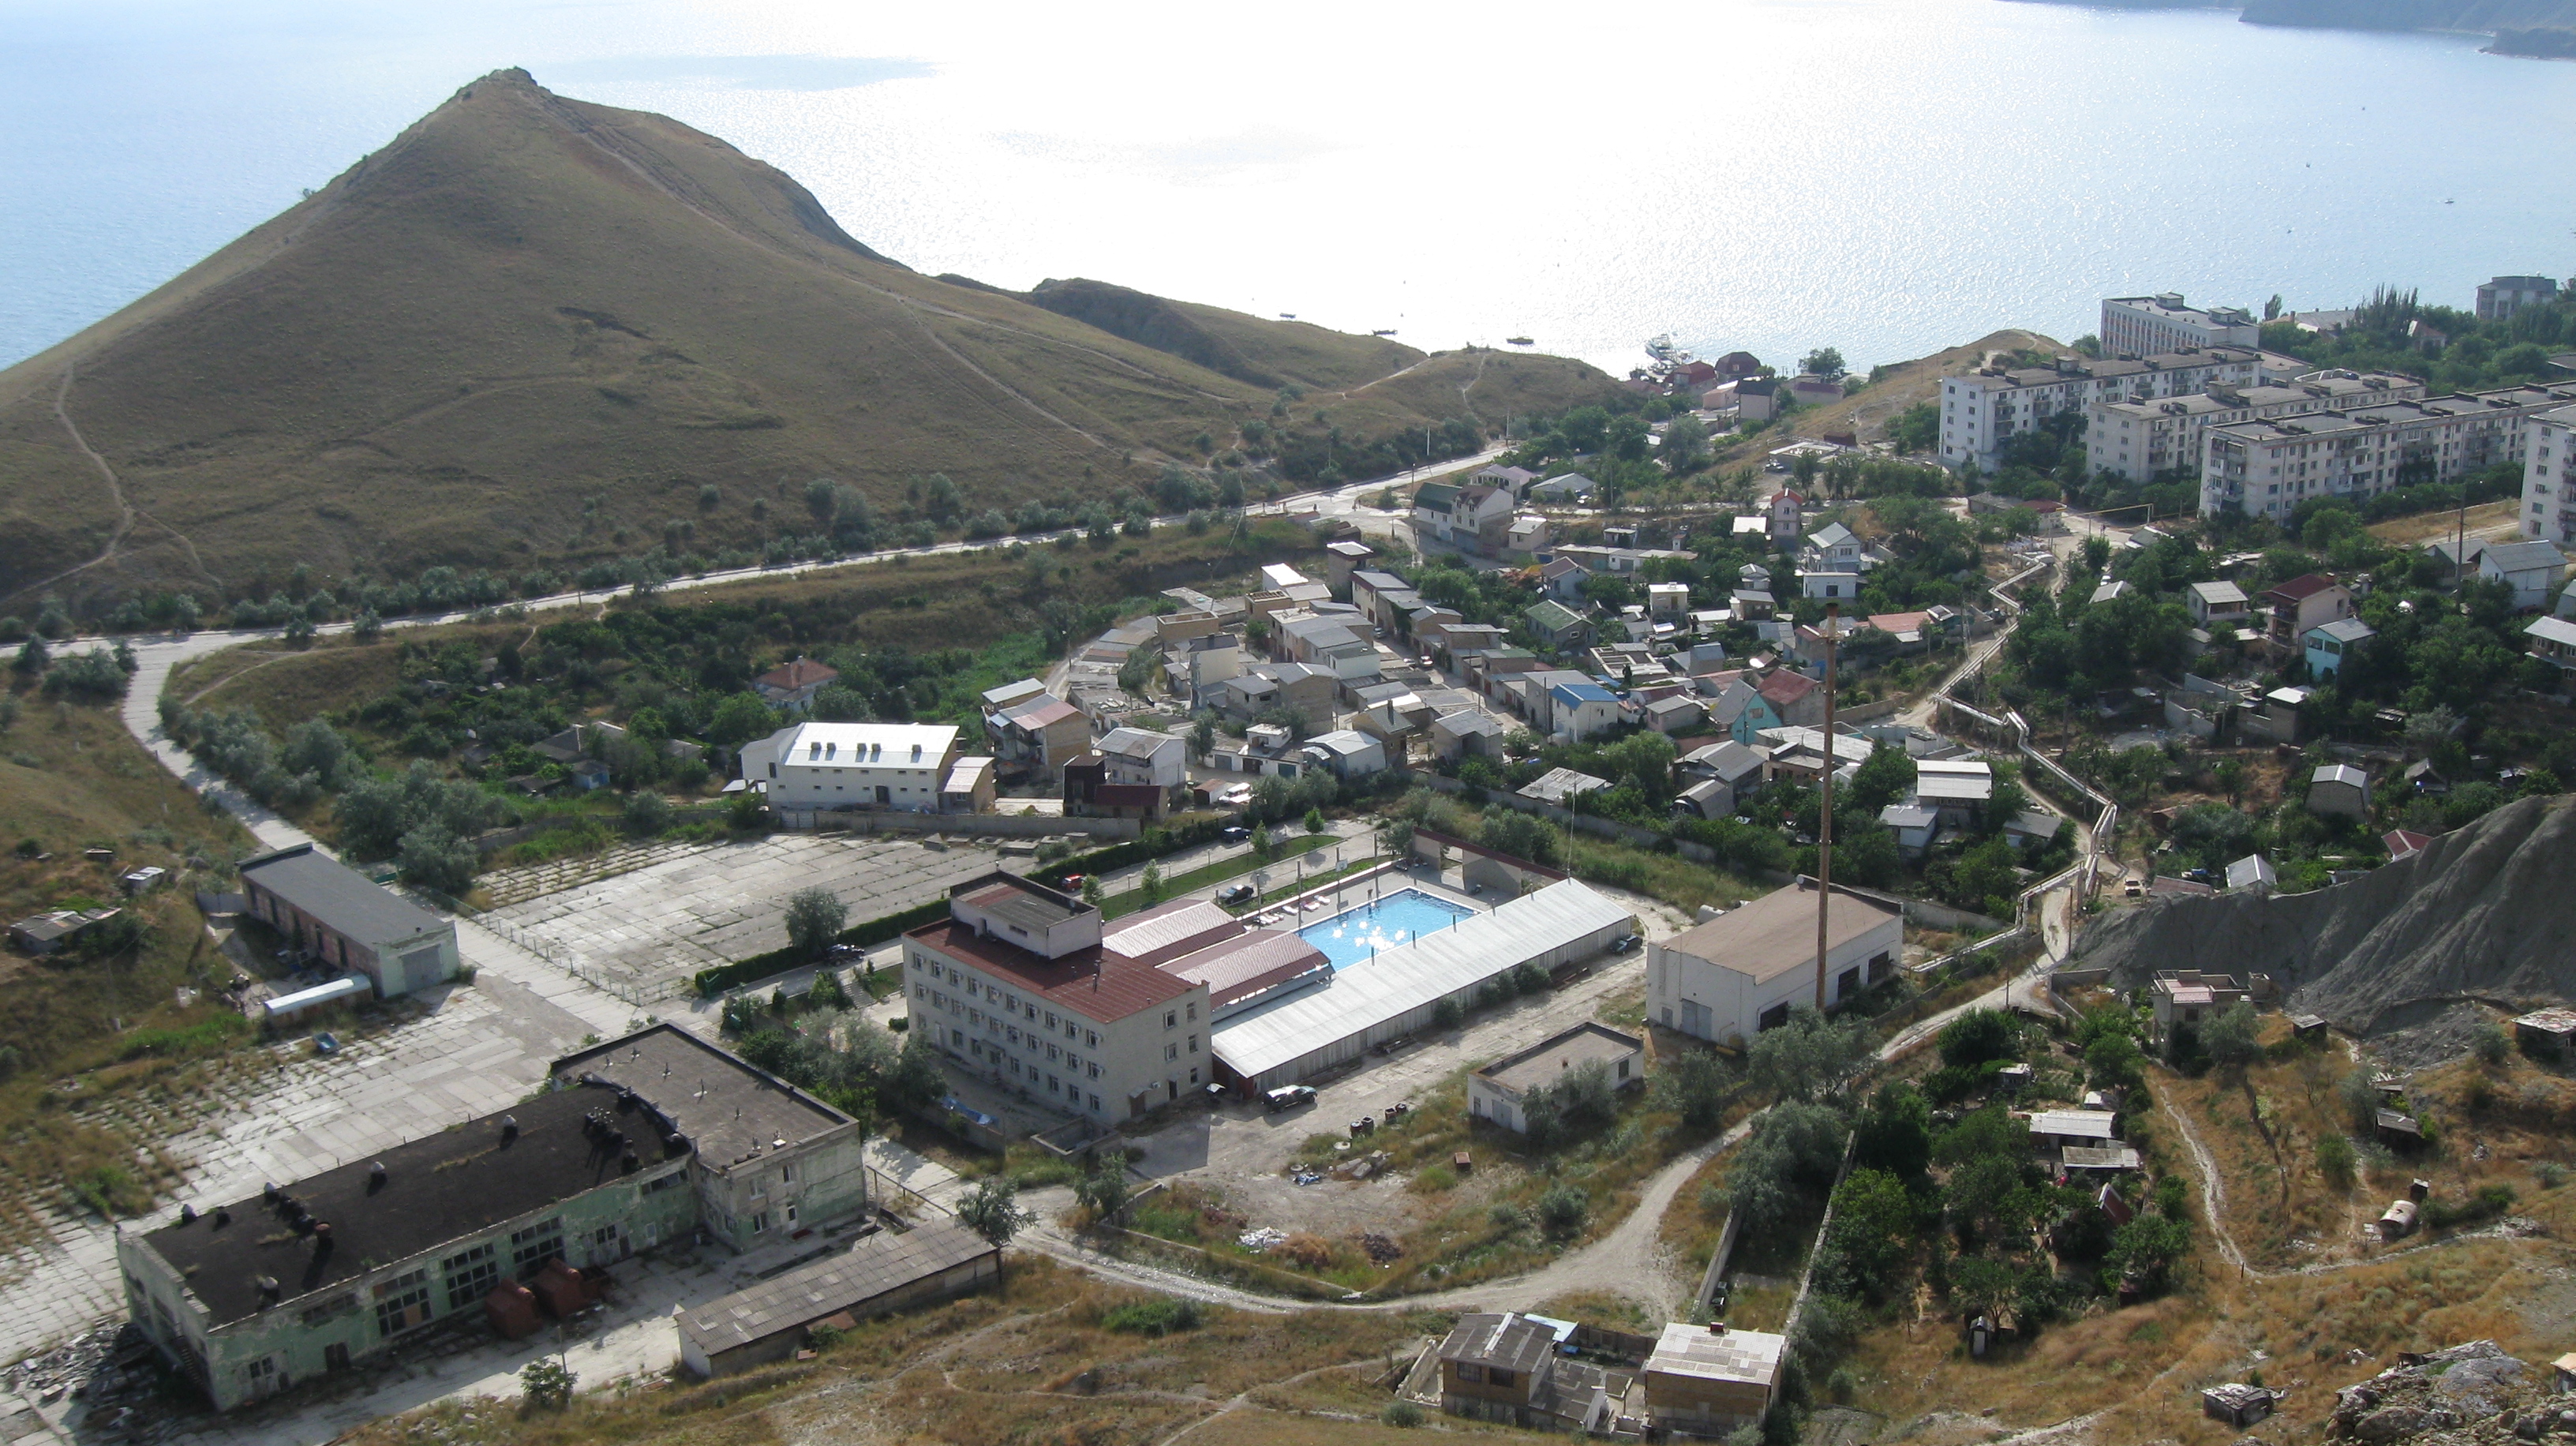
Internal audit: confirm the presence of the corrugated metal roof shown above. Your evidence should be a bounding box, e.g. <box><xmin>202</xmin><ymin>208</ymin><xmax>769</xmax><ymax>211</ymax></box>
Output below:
<box><xmin>680</xmin><ymin>1221</ymin><xmax>992</xmax><ymax>1355</ymax></box>
<box><xmin>2028</xmin><ymin>1110</ymin><xmax>2117</xmax><ymax>1140</ymax></box>
<box><xmin>1211</xmin><ymin>881</ymin><xmax>1630</xmax><ymax>1081</ymax></box>
<box><xmin>1103</xmin><ymin>900</ymin><xmax>1240</xmax><ymax>966</ymax></box>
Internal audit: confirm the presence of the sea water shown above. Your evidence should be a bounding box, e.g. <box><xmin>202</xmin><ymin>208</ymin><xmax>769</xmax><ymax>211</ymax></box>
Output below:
<box><xmin>6</xmin><ymin>0</ymin><xmax>2574</xmax><ymax>377</ymax></box>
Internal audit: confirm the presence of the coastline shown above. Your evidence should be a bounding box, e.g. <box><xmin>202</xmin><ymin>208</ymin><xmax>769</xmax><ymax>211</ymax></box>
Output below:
<box><xmin>2002</xmin><ymin>0</ymin><xmax>2576</xmax><ymax>47</ymax></box>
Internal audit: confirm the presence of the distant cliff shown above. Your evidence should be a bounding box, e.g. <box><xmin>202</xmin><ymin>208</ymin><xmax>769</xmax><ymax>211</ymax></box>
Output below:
<box><xmin>2240</xmin><ymin>0</ymin><xmax>2576</xmax><ymax>31</ymax></box>
<box><xmin>2489</xmin><ymin>21</ymin><xmax>2576</xmax><ymax>51</ymax></box>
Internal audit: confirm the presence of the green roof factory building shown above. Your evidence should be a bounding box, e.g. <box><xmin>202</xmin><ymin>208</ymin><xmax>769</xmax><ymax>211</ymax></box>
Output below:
<box><xmin>117</xmin><ymin>1025</ymin><xmax>870</xmax><ymax>1410</ymax></box>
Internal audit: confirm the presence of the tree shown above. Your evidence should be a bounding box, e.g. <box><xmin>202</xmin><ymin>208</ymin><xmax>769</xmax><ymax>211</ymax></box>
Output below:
<box><xmin>1852</xmin><ymin>1081</ymin><xmax>1931</xmax><ymax>1181</ymax></box>
<box><xmin>784</xmin><ymin>886</ymin><xmax>849</xmax><ymax>958</ymax></box>
<box><xmin>1477</xmin><ymin>809</ymin><xmax>1560</xmax><ymax>867</ymax></box>
<box><xmin>395</xmin><ymin>826</ymin><xmax>477</xmax><ymax>896</ymax></box>
<box><xmin>1140</xmin><ymin>862</ymin><xmax>1165</xmax><ymax>904</ymax></box>
<box><xmin>1725</xmin><ymin>1100</ymin><xmax>1849</xmax><ymax>1234</ymax></box>
<box><xmin>957</xmin><ymin>1175</ymin><xmax>1032</xmax><ymax>1277</ymax></box>
<box><xmin>1822</xmin><ymin>1167</ymin><xmax>1919</xmax><ymax>1301</ymax></box>
<box><xmin>2084</xmin><ymin>1029</ymin><xmax>2147</xmax><ymax>1099</ymax></box>
<box><xmin>1303</xmin><ymin>807</ymin><xmax>1327</xmax><ymax>835</ymax></box>
<box><xmin>1746</xmin><ymin>1006</ymin><xmax>1873</xmax><ymax>1103</ymax></box>
<box><xmin>521</xmin><ymin>1357</ymin><xmax>578</xmax><ymax>1410</ymax></box>
<box><xmin>1074</xmin><ymin>1156</ymin><xmax>1131</xmax><ymax>1219</ymax></box>
<box><xmin>1936</xmin><ymin>1008</ymin><xmax>2016</xmax><ymax>1071</ymax></box>
<box><xmin>2106</xmin><ymin>1213</ymin><xmax>2190</xmax><ymax>1293</ymax></box>
<box><xmin>1848</xmin><ymin>744</ymin><xmax>1917</xmax><ymax>813</ymax></box>
<box><xmin>1801</xmin><ymin>347</ymin><xmax>1847</xmax><ymax>380</ymax></box>
<box><xmin>2200</xmin><ymin>1001</ymin><xmax>2262</xmax><ymax>1073</ymax></box>
<box><xmin>706</xmin><ymin>693</ymin><xmax>779</xmax><ymax>750</ymax></box>
<box><xmin>1655</xmin><ymin>1047</ymin><xmax>1734</xmax><ymax>1131</ymax></box>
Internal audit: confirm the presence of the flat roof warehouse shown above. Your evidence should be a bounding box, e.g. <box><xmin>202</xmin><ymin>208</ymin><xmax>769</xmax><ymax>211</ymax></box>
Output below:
<box><xmin>1211</xmin><ymin>879</ymin><xmax>1633</xmax><ymax>1092</ymax></box>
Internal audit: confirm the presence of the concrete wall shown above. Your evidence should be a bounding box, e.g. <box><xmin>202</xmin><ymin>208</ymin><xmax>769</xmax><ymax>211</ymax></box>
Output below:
<box><xmin>773</xmin><ymin>811</ymin><xmax>1138</xmax><ymax>840</ymax></box>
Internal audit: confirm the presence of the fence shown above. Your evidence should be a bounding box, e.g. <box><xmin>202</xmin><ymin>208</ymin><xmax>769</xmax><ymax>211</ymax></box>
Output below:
<box><xmin>1693</xmin><ymin>1207</ymin><xmax>1748</xmax><ymax>1317</ymax></box>
<box><xmin>474</xmin><ymin>912</ymin><xmax>674</xmax><ymax>1007</ymax></box>
<box><xmin>772</xmin><ymin>809</ymin><xmax>1138</xmax><ymax>840</ymax></box>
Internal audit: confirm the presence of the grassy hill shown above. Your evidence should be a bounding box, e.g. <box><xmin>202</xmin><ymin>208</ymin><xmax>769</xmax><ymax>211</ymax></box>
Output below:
<box><xmin>1712</xmin><ymin>328</ymin><xmax>2059</xmax><ymax>470</ymax></box>
<box><xmin>0</xmin><ymin>69</ymin><xmax>1614</xmax><ymax>612</ymax></box>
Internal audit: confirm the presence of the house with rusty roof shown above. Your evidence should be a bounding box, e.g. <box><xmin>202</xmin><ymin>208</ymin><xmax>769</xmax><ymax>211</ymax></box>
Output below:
<box><xmin>752</xmin><ymin>656</ymin><xmax>839</xmax><ymax>711</ymax></box>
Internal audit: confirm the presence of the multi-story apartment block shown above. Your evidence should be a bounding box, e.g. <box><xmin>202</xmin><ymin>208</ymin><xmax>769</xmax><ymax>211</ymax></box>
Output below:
<box><xmin>2477</xmin><ymin>275</ymin><xmax>2558</xmax><ymax>323</ymax></box>
<box><xmin>2202</xmin><ymin>382</ymin><xmax>2576</xmax><ymax>519</ymax></box>
<box><xmin>2087</xmin><ymin>372</ymin><xmax>2424</xmax><ymax>485</ymax></box>
<box><xmin>2522</xmin><ymin>403</ymin><xmax>2576</xmax><ymax>547</ymax></box>
<box><xmin>1938</xmin><ymin>347</ymin><xmax>2261</xmax><ymax>470</ymax></box>
<box><xmin>2100</xmin><ymin>294</ymin><xmax>2261</xmax><ymax>358</ymax></box>
<box><xmin>904</xmin><ymin>874</ymin><xmax>1214</xmax><ymax>1122</ymax></box>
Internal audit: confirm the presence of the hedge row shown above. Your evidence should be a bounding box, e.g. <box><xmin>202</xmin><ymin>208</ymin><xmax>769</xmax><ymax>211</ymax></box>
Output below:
<box><xmin>692</xmin><ymin>897</ymin><xmax>951</xmax><ymax>998</ymax></box>
<box><xmin>1033</xmin><ymin>816</ymin><xmax>1226</xmax><ymax>887</ymax></box>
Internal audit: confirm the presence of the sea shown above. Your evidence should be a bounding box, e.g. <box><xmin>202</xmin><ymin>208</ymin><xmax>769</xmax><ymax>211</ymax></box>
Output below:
<box><xmin>5</xmin><ymin>0</ymin><xmax>2574</xmax><ymax>380</ymax></box>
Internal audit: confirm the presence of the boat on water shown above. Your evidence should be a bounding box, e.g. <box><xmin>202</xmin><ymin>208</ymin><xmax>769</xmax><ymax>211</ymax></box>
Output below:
<box><xmin>1506</xmin><ymin>335</ymin><xmax>1533</xmax><ymax>346</ymax></box>
<box><xmin>1645</xmin><ymin>333</ymin><xmax>1694</xmax><ymax>364</ymax></box>
<box><xmin>1372</xmin><ymin>328</ymin><xmax>1398</xmax><ymax>336</ymax></box>
<box><xmin>1279</xmin><ymin>313</ymin><xmax>1297</xmax><ymax>320</ymax></box>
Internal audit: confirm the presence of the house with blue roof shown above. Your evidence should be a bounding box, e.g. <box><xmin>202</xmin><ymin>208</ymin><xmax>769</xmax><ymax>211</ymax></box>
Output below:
<box><xmin>1548</xmin><ymin>681</ymin><xmax>1623</xmax><ymax>742</ymax></box>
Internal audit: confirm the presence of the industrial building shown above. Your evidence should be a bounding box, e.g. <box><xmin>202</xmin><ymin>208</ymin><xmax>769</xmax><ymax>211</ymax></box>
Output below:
<box><xmin>1647</xmin><ymin>882</ymin><xmax>1902</xmax><ymax>1044</ymax></box>
<box><xmin>678</xmin><ymin>1220</ymin><xmax>997</xmax><ymax>1377</ymax></box>
<box><xmin>1211</xmin><ymin>880</ymin><xmax>1634</xmax><ymax>1092</ymax></box>
<box><xmin>237</xmin><ymin>844</ymin><xmax>458</xmax><ymax>999</ymax></box>
<box><xmin>118</xmin><ymin>1025</ymin><xmax>869</xmax><ymax>1410</ymax></box>
<box><xmin>738</xmin><ymin>721</ymin><xmax>970</xmax><ymax>814</ymax></box>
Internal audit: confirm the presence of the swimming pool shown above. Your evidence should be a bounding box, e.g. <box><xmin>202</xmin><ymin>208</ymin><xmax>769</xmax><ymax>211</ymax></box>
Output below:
<box><xmin>1297</xmin><ymin>889</ymin><xmax>1477</xmax><ymax>970</ymax></box>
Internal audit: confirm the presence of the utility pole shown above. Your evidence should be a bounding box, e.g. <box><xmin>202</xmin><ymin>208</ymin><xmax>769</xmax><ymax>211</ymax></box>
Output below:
<box><xmin>1814</xmin><ymin>602</ymin><xmax>1840</xmax><ymax>1011</ymax></box>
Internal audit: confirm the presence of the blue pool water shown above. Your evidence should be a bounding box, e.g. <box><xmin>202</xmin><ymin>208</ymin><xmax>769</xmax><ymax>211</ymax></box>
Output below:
<box><xmin>1297</xmin><ymin>890</ymin><xmax>1475</xmax><ymax>970</ymax></box>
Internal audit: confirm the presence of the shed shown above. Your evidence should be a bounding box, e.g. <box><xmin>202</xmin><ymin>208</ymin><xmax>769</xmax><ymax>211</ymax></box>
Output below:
<box><xmin>2027</xmin><ymin>1110</ymin><xmax>2119</xmax><ymax>1149</ymax></box>
<box><xmin>679</xmin><ymin>1221</ymin><xmax>998</xmax><ymax>1377</ymax></box>
<box><xmin>259</xmin><ymin>976</ymin><xmax>371</xmax><ymax>1026</ymax></box>
<box><xmin>2375</xmin><ymin>1108</ymin><xmax>2422</xmax><ymax>1145</ymax></box>
<box><xmin>2202</xmin><ymin>1384</ymin><xmax>2277</xmax><ymax>1427</ymax></box>
<box><xmin>2308</xmin><ymin>763</ymin><xmax>2371</xmax><ymax>820</ymax></box>
<box><xmin>2512</xmin><ymin>1007</ymin><xmax>2576</xmax><ymax>1062</ymax></box>
<box><xmin>2378</xmin><ymin>1197</ymin><xmax>2421</xmax><ymax>1239</ymax></box>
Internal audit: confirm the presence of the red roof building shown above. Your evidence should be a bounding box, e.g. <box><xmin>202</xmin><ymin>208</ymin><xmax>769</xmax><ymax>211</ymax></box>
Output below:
<box><xmin>752</xmin><ymin>656</ymin><xmax>839</xmax><ymax>710</ymax></box>
<box><xmin>904</xmin><ymin>875</ymin><xmax>1213</xmax><ymax>1122</ymax></box>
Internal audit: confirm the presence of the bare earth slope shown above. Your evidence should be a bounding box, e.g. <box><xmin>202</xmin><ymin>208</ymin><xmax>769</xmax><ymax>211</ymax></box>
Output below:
<box><xmin>2070</xmin><ymin>794</ymin><xmax>2576</xmax><ymax>1035</ymax></box>
<box><xmin>0</xmin><ymin>69</ymin><xmax>1610</xmax><ymax>605</ymax></box>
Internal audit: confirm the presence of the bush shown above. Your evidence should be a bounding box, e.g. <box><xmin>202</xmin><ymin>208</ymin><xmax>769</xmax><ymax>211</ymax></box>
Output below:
<box><xmin>1535</xmin><ymin>1183</ymin><xmax>1589</xmax><ymax>1238</ymax></box>
<box><xmin>2473</xmin><ymin>1023</ymin><xmax>2510</xmax><ymax>1067</ymax></box>
<box><xmin>1431</xmin><ymin>997</ymin><xmax>1463</xmax><ymax>1031</ymax></box>
<box><xmin>1101</xmin><ymin>1297</ymin><xmax>1202</xmax><ymax>1335</ymax></box>
<box><xmin>2424</xmin><ymin>1182</ymin><xmax>2516</xmax><ymax>1231</ymax></box>
<box><xmin>2317</xmin><ymin>1133</ymin><xmax>2357</xmax><ymax>1190</ymax></box>
<box><xmin>1382</xmin><ymin>1402</ymin><xmax>1424</xmax><ymax>1428</ymax></box>
<box><xmin>1936</xmin><ymin>1009</ymin><xmax>2016</xmax><ymax>1071</ymax></box>
<box><xmin>520</xmin><ymin>1358</ymin><xmax>577</xmax><ymax>1410</ymax></box>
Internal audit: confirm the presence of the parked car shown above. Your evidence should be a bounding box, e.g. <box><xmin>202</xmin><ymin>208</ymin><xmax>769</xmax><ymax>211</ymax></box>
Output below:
<box><xmin>312</xmin><ymin>1032</ymin><xmax>340</xmax><ymax>1058</ymax></box>
<box><xmin>1219</xmin><ymin>826</ymin><xmax>1252</xmax><ymax>844</ymax></box>
<box><xmin>1217</xmin><ymin>882</ymin><xmax>1257</xmax><ymax>906</ymax></box>
<box><xmin>1264</xmin><ymin>1085</ymin><xmax>1316</xmax><ymax>1113</ymax></box>
<box><xmin>1611</xmin><ymin>934</ymin><xmax>1642</xmax><ymax>954</ymax></box>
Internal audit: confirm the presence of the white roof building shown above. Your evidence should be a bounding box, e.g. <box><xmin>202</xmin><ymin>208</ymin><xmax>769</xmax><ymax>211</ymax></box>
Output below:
<box><xmin>1211</xmin><ymin>881</ymin><xmax>1632</xmax><ymax>1091</ymax></box>
<box><xmin>740</xmin><ymin>721</ymin><xmax>964</xmax><ymax>814</ymax></box>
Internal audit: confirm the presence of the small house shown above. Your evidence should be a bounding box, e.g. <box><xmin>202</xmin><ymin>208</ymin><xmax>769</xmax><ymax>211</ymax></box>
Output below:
<box><xmin>2308</xmin><ymin>763</ymin><xmax>2371</xmax><ymax>820</ymax></box>
<box><xmin>752</xmin><ymin>656</ymin><xmax>839</xmax><ymax>711</ymax></box>
<box><xmin>2027</xmin><ymin>1110</ymin><xmax>2120</xmax><ymax>1151</ymax></box>
<box><xmin>1642</xmin><ymin>1323</ymin><xmax>1786</xmax><ymax>1437</ymax></box>
<box><xmin>1436</xmin><ymin>1313</ymin><xmax>1562</xmax><ymax>1425</ymax></box>
<box><xmin>1468</xmin><ymin>1024</ymin><xmax>1642</xmax><ymax>1133</ymax></box>
<box><xmin>2225</xmin><ymin>854</ymin><xmax>2276</xmax><ymax>895</ymax></box>
<box><xmin>2480</xmin><ymin>538</ymin><xmax>2569</xmax><ymax>611</ymax></box>
<box><xmin>2305</xmin><ymin>616</ymin><xmax>2376</xmax><ymax>680</ymax></box>
<box><xmin>1520</xmin><ymin>767</ymin><xmax>1612</xmax><ymax>807</ymax></box>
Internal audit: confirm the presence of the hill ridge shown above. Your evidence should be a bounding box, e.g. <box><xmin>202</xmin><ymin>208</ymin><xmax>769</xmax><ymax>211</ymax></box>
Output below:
<box><xmin>0</xmin><ymin>70</ymin><xmax>1612</xmax><ymax>609</ymax></box>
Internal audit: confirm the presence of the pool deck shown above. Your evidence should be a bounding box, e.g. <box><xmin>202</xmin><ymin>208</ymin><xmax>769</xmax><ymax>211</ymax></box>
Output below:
<box><xmin>1240</xmin><ymin>863</ymin><xmax>1485</xmax><ymax>937</ymax></box>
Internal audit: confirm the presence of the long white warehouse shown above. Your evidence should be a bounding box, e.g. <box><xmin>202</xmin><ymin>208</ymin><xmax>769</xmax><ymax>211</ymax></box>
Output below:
<box><xmin>1211</xmin><ymin>879</ymin><xmax>1634</xmax><ymax>1092</ymax></box>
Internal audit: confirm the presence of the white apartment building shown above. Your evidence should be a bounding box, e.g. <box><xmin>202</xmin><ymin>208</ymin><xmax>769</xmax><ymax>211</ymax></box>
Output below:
<box><xmin>2203</xmin><ymin>382</ymin><xmax>2576</xmax><ymax>519</ymax></box>
<box><xmin>739</xmin><ymin>721</ymin><xmax>962</xmax><ymax>812</ymax></box>
<box><xmin>2087</xmin><ymin>372</ymin><xmax>2425</xmax><ymax>485</ymax></box>
<box><xmin>2478</xmin><ymin>275</ymin><xmax>2558</xmax><ymax>323</ymax></box>
<box><xmin>2521</xmin><ymin>403</ymin><xmax>2576</xmax><ymax>547</ymax></box>
<box><xmin>2100</xmin><ymin>294</ymin><xmax>2262</xmax><ymax>358</ymax></box>
<box><xmin>903</xmin><ymin>875</ymin><xmax>1211</xmax><ymax>1122</ymax></box>
<box><xmin>1939</xmin><ymin>347</ymin><xmax>2261</xmax><ymax>470</ymax></box>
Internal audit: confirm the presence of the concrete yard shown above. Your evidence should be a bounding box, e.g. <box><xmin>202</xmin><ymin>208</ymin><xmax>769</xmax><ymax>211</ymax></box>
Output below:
<box><xmin>481</xmin><ymin>833</ymin><xmax>1012</xmax><ymax>1002</ymax></box>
